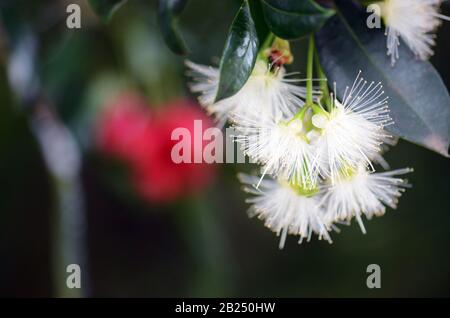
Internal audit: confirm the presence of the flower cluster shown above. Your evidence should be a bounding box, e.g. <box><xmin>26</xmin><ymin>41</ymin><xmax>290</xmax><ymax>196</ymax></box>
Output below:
<box><xmin>187</xmin><ymin>38</ymin><xmax>412</xmax><ymax>248</ymax></box>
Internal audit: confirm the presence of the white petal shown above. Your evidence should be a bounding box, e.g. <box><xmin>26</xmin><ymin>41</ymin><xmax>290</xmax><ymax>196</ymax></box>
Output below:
<box><xmin>321</xmin><ymin>166</ymin><xmax>412</xmax><ymax>233</ymax></box>
<box><xmin>238</xmin><ymin>174</ymin><xmax>332</xmax><ymax>248</ymax></box>
<box><xmin>379</xmin><ymin>0</ymin><xmax>448</xmax><ymax>64</ymax></box>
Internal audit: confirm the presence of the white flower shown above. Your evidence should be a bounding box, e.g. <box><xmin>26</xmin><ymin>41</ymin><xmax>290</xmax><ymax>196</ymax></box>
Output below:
<box><xmin>184</xmin><ymin>61</ymin><xmax>219</xmax><ymax>107</ymax></box>
<box><xmin>321</xmin><ymin>165</ymin><xmax>412</xmax><ymax>233</ymax></box>
<box><xmin>313</xmin><ymin>72</ymin><xmax>393</xmax><ymax>182</ymax></box>
<box><xmin>238</xmin><ymin>173</ymin><xmax>331</xmax><ymax>249</ymax></box>
<box><xmin>370</xmin><ymin>135</ymin><xmax>399</xmax><ymax>170</ymax></box>
<box><xmin>185</xmin><ymin>60</ymin><xmax>308</xmax><ymax>127</ymax></box>
<box><xmin>377</xmin><ymin>0</ymin><xmax>450</xmax><ymax>65</ymax></box>
<box><xmin>233</xmin><ymin>109</ymin><xmax>320</xmax><ymax>190</ymax></box>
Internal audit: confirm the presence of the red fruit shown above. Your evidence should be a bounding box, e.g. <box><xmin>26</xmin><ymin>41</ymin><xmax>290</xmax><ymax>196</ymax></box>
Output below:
<box><xmin>95</xmin><ymin>94</ymin><xmax>151</xmax><ymax>159</ymax></box>
<box><xmin>96</xmin><ymin>95</ymin><xmax>216</xmax><ymax>204</ymax></box>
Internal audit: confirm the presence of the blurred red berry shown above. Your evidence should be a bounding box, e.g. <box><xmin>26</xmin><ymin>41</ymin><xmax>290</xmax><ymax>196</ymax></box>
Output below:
<box><xmin>96</xmin><ymin>94</ymin><xmax>216</xmax><ymax>204</ymax></box>
<box><xmin>96</xmin><ymin>94</ymin><xmax>151</xmax><ymax>159</ymax></box>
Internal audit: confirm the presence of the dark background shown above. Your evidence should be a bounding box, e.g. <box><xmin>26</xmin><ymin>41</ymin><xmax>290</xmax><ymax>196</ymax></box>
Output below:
<box><xmin>0</xmin><ymin>0</ymin><xmax>449</xmax><ymax>297</ymax></box>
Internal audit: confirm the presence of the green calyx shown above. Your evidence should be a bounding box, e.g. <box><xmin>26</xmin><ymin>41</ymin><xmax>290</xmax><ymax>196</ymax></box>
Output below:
<box><xmin>310</xmin><ymin>102</ymin><xmax>328</xmax><ymax>117</ymax></box>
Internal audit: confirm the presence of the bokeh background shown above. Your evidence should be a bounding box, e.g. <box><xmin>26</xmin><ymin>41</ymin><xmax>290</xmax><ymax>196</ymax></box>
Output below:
<box><xmin>1</xmin><ymin>0</ymin><xmax>449</xmax><ymax>297</ymax></box>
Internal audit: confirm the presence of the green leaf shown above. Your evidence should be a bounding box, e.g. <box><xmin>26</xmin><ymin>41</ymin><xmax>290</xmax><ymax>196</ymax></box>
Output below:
<box><xmin>316</xmin><ymin>0</ymin><xmax>450</xmax><ymax>157</ymax></box>
<box><xmin>88</xmin><ymin>0</ymin><xmax>127</xmax><ymax>22</ymax></box>
<box><xmin>215</xmin><ymin>0</ymin><xmax>259</xmax><ymax>102</ymax></box>
<box><xmin>157</xmin><ymin>0</ymin><xmax>189</xmax><ymax>55</ymax></box>
<box><xmin>248</xmin><ymin>0</ymin><xmax>270</xmax><ymax>45</ymax></box>
<box><xmin>261</xmin><ymin>0</ymin><xmax>335</xmax><ymax>40</ymax></box>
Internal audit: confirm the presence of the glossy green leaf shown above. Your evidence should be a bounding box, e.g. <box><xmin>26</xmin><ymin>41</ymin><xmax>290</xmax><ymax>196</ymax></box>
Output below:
<box><xmin>261</xmin><ymin>0</ymin><xmax>335</xmax><ymax>40</ymax></box>
<box><xmin>157</xmin><ymin>0</ymin><xmax>189</xmax><ymax>55</ymax></box>
<box><xmin>316</xmin><ymin>0</ymin><xmax>450</xmax><ymax>157</ymax></box>
<box><xmin>88</xmin><ymin>0</ymin><xmax>127</xmax><ymax>22</ymax></box>
<box><xmin>215</xmin><ymin>0</ymin><xmax>259</xmax><ymax>102</ymax></box>
<box><xmin>249</xmin><ymin>0</ymin><xmax>270</xmax><ymax>45</ymax></box>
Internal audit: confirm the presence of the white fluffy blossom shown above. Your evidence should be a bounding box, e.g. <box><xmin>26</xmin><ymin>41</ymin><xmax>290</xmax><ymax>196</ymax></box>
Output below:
<box><xmin>377</xmin><ymin>0</ymin><xmax>450</xmax><ymax>65</ymax></box>
<box><xmin>186</xmin><ymin>60</ymin><xmax>308</xmax><ymax>127</ymax></box>
<box><xmin>312</xmin><ymin>72</ymin><xmax>393</xmax><ymax>182</ymax></box>
<box><xmin>184</xmin><ymin>39</ymin><xmax>415</xmax><ymax>247</ymax></box>
<box><xmin>239</xmin><ymin>173</ymin><xmax>331</xmax><ymax>249</ymax></box>
<box><xmin>232</xmin><ymin>109</ymin><xmax>321</xmax><ymax>190</ymax></box>
<box><xmin>321</xmin><ymin>165</ymin><xmax>412</xmax><ymax>233</ymax></box>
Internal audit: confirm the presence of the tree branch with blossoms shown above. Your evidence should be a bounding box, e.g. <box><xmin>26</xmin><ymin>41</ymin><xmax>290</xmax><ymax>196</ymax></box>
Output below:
<box><xmin>89</xmin><ymin>0</ymin><xmax>450</xmax><ymax>248</ymax></box>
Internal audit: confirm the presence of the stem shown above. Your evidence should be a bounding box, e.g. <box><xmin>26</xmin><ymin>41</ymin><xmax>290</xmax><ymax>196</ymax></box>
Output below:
<box><xmin>311</xmin><ymin>103</ymin><xmax>328</xmax><ymax>116</ymax></box>
<box><xmin>31</xmin><ymin>106</ymin><xmax>89</xmax><ymax>298</ymax></box>
<box><xmin>314</xmin><ymin>49</ymin><xmax>332</xmax><ymax>111</ymax></box>
<box><xmin>261</xmin><ymin>32</ymin><xmax>275</xmax><ymax>50</ymax></box>
<box><xmin>291</xmin><ymin>104</ymin><xmax>308</xmax><ymax>122</ymax></box>
<box><xmin>306</xmin><ymin>34</ymin><xmax>314</xmax><ymax>106</ymax></box>
<box><xmin>5</xmin><ymin>28</ymin><xmax>90</xmax><ymax>298</ymax></box>
<box><xmin>315</xmin><ymin>52</ymin><xmax>328</xmax><ymax>97</ymax></box>
<box><xmin>257</xmin><ymin>32</ymin><xmax>275</xmax><ymax>61</ymax></box>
